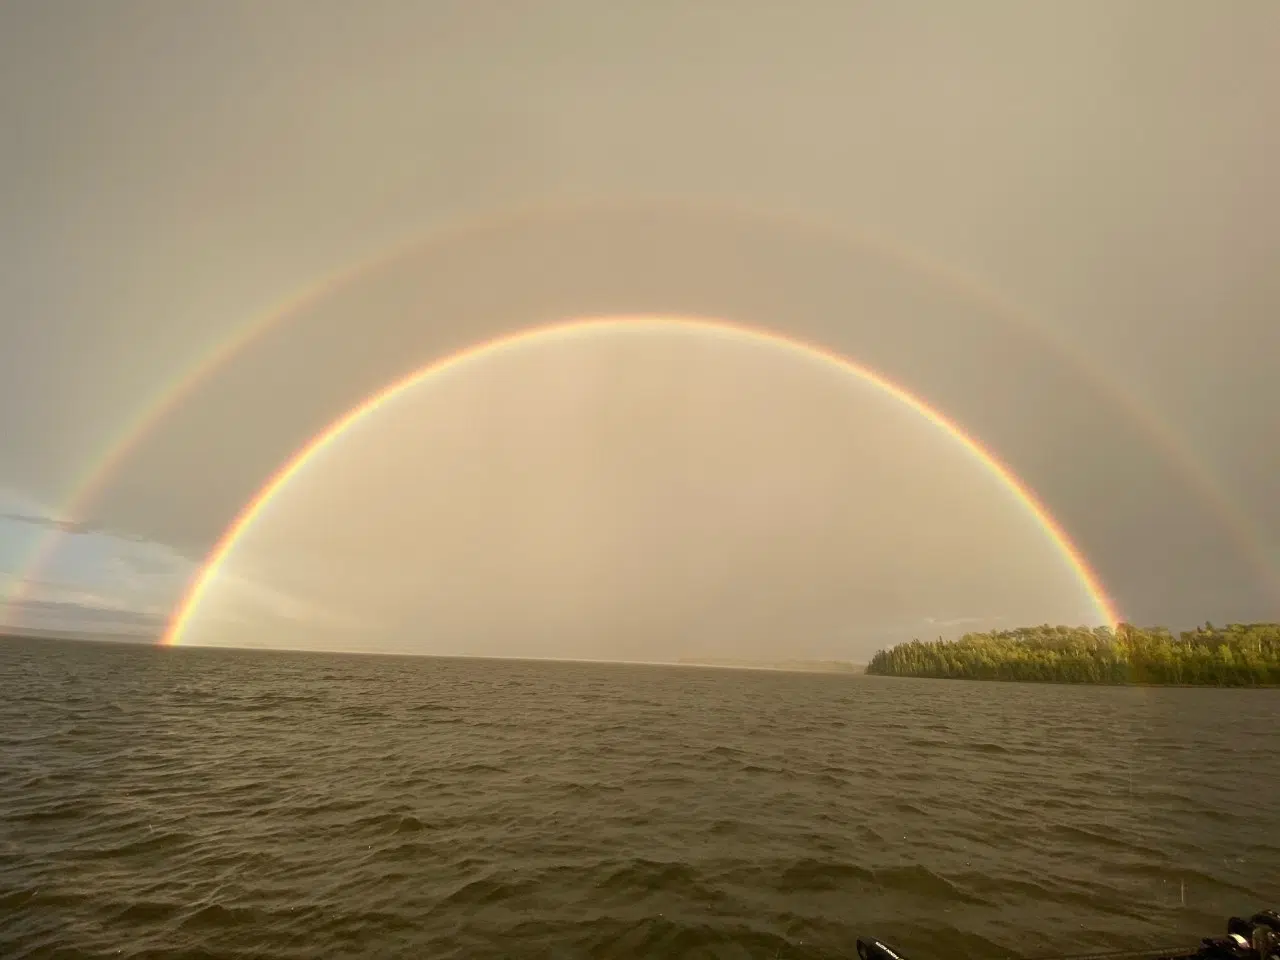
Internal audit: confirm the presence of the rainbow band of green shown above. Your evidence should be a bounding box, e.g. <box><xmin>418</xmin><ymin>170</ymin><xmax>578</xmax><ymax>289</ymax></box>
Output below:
<box><xmin>162</xmin><ymin>314</ymin><xmax>1122</xmax><ymax>646</ymax></box>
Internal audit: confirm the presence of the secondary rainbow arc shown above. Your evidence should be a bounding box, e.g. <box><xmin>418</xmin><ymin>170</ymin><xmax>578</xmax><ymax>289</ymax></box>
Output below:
<box><xmin>9</xmin><ymin>199</ymin><xmax>1270</xmax><ymax>631</ymax></box>
<box><xmin>162</xmin><ymin>314</ymin><xmax>1122</xmax><ymax>647</ymax></box>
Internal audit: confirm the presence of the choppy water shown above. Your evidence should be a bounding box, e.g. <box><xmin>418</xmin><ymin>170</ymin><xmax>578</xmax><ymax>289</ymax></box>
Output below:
<box><xmin>1</xmin><ymin>637</ymin><xmax>1277</xmax><ymax>960</ymax></box>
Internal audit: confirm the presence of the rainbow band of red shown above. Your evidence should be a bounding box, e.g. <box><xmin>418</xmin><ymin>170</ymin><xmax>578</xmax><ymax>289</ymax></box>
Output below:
<box><xmin>162</xmin><ymin>315</ymin><xmax>1121</xmax><ymax>646</ymax></box>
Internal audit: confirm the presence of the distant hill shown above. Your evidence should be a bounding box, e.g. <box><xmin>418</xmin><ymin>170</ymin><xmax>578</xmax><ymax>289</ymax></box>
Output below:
<box><xmin>0</xmin><ymin>628</ymin><xmax>156</xmax><ymax>645</ymax></box>
<box><xmin>676</xmin><ymin>657</ymin><xmax>864</xmax><ymax>675</ymax></box>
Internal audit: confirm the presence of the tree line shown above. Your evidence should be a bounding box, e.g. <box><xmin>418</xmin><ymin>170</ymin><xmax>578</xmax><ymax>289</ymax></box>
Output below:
<box><xmin>865</xmin><ymin>622</ymin><xmax>1280</xmax><ymax>686</ymax></box>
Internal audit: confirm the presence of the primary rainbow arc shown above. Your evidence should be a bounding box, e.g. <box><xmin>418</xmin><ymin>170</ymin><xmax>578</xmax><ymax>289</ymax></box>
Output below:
<box><xmin>163</xmin><ymin>314</ymin><xmax>1122</xmax><ymax>647</ymax></box>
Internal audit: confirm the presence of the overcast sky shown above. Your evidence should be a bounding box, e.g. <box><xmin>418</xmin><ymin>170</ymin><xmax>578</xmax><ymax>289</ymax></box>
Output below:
<box><xmin>1</xmin><ymin>1</ymin><xmax>1276</xmax><ymax>657</ymax></box>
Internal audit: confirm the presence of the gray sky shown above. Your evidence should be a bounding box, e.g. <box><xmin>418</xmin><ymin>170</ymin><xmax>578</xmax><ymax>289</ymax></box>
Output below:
<box><xmin>1</xmin><ymin>1</ymin><xmax>1276</xmax><ymax>657</ymax></box>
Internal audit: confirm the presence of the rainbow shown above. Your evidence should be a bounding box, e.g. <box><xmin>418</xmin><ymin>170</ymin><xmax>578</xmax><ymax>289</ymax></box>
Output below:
<box><xmin>10</xmin><ymin>198</ymin><xmax>1273</xmax><ymax>624</ymax></box>
<box><xmin>163</xmin><ymin>314</ymin><xmax>1122</xmax><ymax>646</ymax></box>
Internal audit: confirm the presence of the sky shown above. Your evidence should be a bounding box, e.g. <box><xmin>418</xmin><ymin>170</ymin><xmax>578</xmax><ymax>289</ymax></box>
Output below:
<box><xmin>1</xmin><ymin>1</ymin><xmax>1276</xmax><ymax>658</ymax></box>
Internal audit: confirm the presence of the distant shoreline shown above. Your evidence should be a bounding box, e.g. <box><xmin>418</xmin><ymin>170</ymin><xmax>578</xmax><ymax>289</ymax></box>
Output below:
<box><xmin>675</xmin><ymin>658</ymin><xmax>865</xmax><ymax>675</ymax></box>
<box><xmin>1</xmin><ymin>632</ymin><xmax>867</xmax><ymax>675</ymax></box>
<box><xmin>12</xmin><ymin>623</ymin><xmax>1279</xmax><ymax>687</ymax></box>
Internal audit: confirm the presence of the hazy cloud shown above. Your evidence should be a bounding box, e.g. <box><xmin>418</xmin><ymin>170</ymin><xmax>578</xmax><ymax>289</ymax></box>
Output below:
<box><xmin>0</xmin><ymin>510</ymin><xmax>150</xmax><ymax>541</ymax></box>
<box><xmin>0</xmin><ymin>513</ymin><xmax>341</xmax><ymax>639</ymax></box>
<box><xmin>2</xmin><ymin>597</ymin><xmax>167</xmax><ymax>639</ymax></box>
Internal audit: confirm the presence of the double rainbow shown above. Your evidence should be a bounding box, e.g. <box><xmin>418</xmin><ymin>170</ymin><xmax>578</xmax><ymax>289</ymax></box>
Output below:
<box><xmin>16</xmin><ymin>199</ymin><xmax>1261</xmax><ymax>640</ymax></box>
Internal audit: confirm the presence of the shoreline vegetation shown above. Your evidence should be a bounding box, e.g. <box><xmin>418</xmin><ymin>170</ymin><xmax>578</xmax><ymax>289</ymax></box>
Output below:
<box><xmin>866</xmin><ymin>622</ymin><xmax>1280</xmax><ymax>686</ymax></box>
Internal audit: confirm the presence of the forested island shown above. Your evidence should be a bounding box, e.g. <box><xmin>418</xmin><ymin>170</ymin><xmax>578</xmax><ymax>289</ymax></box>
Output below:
<box><xmin>865</xmin><ymin>622</ymin><xmax>1280</xmax><ymax>686</ymax></box>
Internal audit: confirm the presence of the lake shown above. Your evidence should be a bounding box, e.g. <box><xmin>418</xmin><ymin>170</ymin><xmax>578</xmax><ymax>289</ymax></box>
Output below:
<box><xmin>2</xmin><ymin>637</ymin><xmax>1276</xmax><ymax>959</ymax></box>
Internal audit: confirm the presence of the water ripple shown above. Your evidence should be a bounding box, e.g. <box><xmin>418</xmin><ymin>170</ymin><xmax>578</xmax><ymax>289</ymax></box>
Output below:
<box><xmin>1</xmin><ymin>637</ymin><xmax>1277</xmax><ymax>959</ymax></box>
